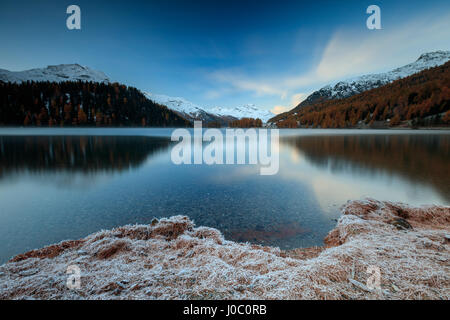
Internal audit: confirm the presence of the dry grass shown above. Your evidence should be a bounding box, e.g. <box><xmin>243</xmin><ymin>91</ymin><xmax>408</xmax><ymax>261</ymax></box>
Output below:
<box><xmin>0</xmin><ymin>199</ymin><xmax>449</xmax><ymax>300</ymax></box>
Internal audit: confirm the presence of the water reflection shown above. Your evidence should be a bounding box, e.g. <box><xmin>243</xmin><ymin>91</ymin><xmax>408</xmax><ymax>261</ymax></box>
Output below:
<box><xmin>0</xmin><ymin>135</ymin><xmax>170</xmax><ymax>179</ymax></box>
<box><xmin>0</xmin><ymin>131</ymin><xmax>449</xmax><ymax>263</ymax></box>
<box><xmin>281</xmin><ymin>134</ymin><xmax>450</xmax><ymax>202</ymax></box>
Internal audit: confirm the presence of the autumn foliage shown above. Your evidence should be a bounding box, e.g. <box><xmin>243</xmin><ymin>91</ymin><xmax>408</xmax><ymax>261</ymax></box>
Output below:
<box><xmin>0</xmin><ymin>81</ymin><xmax>190</xmax><ymax>127</ymax></box>
<box><xmin>272</xmin><ymin>61</ymin><xmax>450</xmax><ymax>128</ymax></box>
<box><xmin>229</xmin><ymin>117</ymin><xmax>263</xmax><ymax>128</ymax></box>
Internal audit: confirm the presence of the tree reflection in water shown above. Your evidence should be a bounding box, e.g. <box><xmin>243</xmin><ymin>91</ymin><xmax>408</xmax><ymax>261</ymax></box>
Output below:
<box><xmin>0</xmin><ymin>135</ymin><xmax>171</xmax><ymax>178</ymax></box>
<box><xmin>282</xmin><ymin>134</ymin><xmax>450</xmax><ymax>202</ymax></box>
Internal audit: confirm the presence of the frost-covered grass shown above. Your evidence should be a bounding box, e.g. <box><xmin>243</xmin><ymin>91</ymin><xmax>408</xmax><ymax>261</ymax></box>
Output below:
<box><xmin>0</xmin><ymin>199</ymin><xmax>449</xmax><ymax>300</ymax></box>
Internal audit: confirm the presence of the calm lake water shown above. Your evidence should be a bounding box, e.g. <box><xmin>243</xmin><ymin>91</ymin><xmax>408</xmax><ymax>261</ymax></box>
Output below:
<box><xmin>0</xmin><ymin>128</ymin><xmax>449</xmax><ymax>263</ymax></box>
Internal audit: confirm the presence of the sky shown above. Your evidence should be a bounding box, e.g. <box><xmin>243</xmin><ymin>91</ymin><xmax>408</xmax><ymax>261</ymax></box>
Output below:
<box><xmin>1</xmin><ymin>0</ymin><xmax>450</xmax><ymax>113</ymax></box>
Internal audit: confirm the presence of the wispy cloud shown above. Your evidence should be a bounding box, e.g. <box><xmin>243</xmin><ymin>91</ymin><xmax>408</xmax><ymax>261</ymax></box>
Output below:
<box><xmin>290</xmin><ymin>93</ymin><xmax>308</xmax><ymax>106</ymax></box>
<box><xmin>270</xmin><ymin>106</ymin><xmax>290</xmax><ymax>115</ymax></box>
<box><xmin>206</xmin><ymin>11</ymin><xmax>450</xmax><ymax>110</ymax></box>
<box><xmin>271</xmin><ymin>92</ymin><xmax>309</xmax><ymax>114</ymax></box>
<box><xmin>286</xmin><ymin>11</ymin><xmax>450</xmax><ymax>87</ymax></box>
<box><xmin>209</xmin><ymin>69</ymin><xmax>287</xmax><ymax>98</ymax></box>
<box><xmin>312</xmin><ymin>12</ymin><xmax>450</xmax><ymax>82</ymax></box>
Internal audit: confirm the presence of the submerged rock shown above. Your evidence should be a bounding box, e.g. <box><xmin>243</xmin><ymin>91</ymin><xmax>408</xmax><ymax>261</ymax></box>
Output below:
<box><xmin>0</xmin><ymin>200</ymin><xmax>449</xmax><ymax>300</ymax></box>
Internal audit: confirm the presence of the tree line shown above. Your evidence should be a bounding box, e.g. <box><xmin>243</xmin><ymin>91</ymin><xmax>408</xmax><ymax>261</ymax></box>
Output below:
<box><xmin>275</xmin><ymin>61</ymin><xmax>450</xmax><ymax>128</ymax></box>
<box><xmin>0</xmin><ymin>81</ymin><xmax>190</xmax><ymax>127</ymax></box>
<box><xmin>229</xmin><ymin>117</ymin><xmax>263</xmax><ymax>128</ymax></box>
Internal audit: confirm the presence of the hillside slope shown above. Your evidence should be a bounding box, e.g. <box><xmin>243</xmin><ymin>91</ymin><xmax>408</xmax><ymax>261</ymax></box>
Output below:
<box><xmin>273</xmin><ymin>61</ymin><xmax>450</xmax><ymax>128</ymax></box>
<box><xmin>145</xmin><ymin>92</ymin><xmax>273</xmax><ymax>123</ymax></box>
<box><xmin>271</xmin><ymin>51</ymin><xmax>450</xmax><ymax>123</ymax></box>
<box><xmin>0</xmin><ymin>81</ymin><xmax>189</xmax><ymax>127</ymax></box>
<box><xmin>0</xmin><ymin>64</ymin><xmax>273</xmax><ymax>125</ymax></box>
<box><xmin>143</xmin><ymin>92</ymin><xmax>229</xmax><ymax>124</ymax></box>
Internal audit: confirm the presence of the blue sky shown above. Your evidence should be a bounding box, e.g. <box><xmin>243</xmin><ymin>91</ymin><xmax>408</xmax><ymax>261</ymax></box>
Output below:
<box><xmin>1</xmin><ymin>0</ymin><xmax>449</xmax><ymax>113</ymax></box>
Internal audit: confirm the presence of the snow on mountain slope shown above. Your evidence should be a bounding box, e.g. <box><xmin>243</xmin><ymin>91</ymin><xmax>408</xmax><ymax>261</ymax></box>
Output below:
<box><xmin>208</xmin><ymin>104</ymin><xmax>274</xmax><ymax>122</ymax></box>
<box><xmin>143</xmin><ymin>92</ymin><xmax>210</xmax><ymax>120</ymax></box>
<box><xmin>291</xmin><ymin>50</ymin><xmax>450</xmax><ymax>112</ymax></box>
<box><xmin>0</xmin><ymin>63</ymin><xmax>272</xmax><ymax>124</ymax></box>
<box><xmin>145</xmin><ymin>92</ymin><xmax>274</xmax><ymax>123</ymax></box>
<box><xmin>0</xmin><ymin>64</ymin><xmax>110</xmax><ymax>83</ymax></box>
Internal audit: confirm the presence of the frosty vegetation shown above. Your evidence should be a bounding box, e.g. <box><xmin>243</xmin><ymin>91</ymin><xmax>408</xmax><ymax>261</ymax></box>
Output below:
<box><xmin>0</xmin><ymin>199</ymin><xmax>448</xmax><ymax>300</ymax></box>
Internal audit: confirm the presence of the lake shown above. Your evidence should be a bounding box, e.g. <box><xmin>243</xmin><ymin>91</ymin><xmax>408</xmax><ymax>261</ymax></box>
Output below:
<box><xmin>0</xmin><ymin>128</ymin><xmax>449</xmax><ymax>263</ymax></box>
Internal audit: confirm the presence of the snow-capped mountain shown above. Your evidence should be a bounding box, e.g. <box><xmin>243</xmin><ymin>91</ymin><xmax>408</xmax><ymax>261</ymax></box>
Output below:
<box><xmin>144</xmin><ymin>92</ymin><xmax>273</xmax><ymax>123</ymax></box>
<box><xmin>143</xmin><ymin>92</ymin><xmax>212</xmax><ymax>121</ymax></box>
<box><xmin>0</xmin><ymin>63</ymin><xmax>274</xmax><ymax>124</ymax></box>
<box><xmin>208</xmin><ymin>104</ymin><xmax>274</xmax><ymax>123</ymax></box>
<box><xmin>0</xmin><ymin>63</ymin><xmax>272</xmax><ymax>124</ymax></box>
<box><xmin>0</xmin><ymin>64</ymin><xmax>110</xmax><ymax>83</ymax></box>
<box><xmin>291</xmin><ymin>50</ymin><xmax>450</xmax><ymax>112</ymax></box>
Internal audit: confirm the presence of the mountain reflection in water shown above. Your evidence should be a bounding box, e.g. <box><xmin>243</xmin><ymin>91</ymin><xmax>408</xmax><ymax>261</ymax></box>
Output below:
<box><xmin>0</xmin><ymin>135</ymin><xmax>170</xmax><ymax>179</ymax></box>
<box><xmin>0</xmin><ymin>130</ymin><xmax>448</xmax><ymax>263</ymax></box>
<box><xmin>282</xmin><ymin>134</ymin><xmax>450</xmax><ymax>202</ymax></box>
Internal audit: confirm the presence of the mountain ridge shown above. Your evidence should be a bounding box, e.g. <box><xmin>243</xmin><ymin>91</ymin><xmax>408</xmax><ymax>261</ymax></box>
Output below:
<box><xmin>143</xmin><ymin>92</ymin><xmax>229</xmax><ymax>124</ymax></box>
<box><xmin>144</xmin><ymin>92</ymin><xmax>273</xmax><ymax>123</ymax></box>
<box><xmin>270</xmin><ymin>50</ymin><xmax>450</xmax><ymax>123</ymax></box>
<box><xmin>0</xmin><ymin>64</ymin><xmax>110</xmax><ymax>84</ymax></box>
<box><xmin>0</xmin><ymin>64</ymin><xmax>272</xmax><ymax>123</ymax></box>
<box><xmin>273</xmin><ymin>60</ymin><xmax>450</xmax><ymax>128</ymax></box>
<box><xmin>208</xmin><ymin>104</ymin><xmax>274</xmax><ymax>123</ymax></box>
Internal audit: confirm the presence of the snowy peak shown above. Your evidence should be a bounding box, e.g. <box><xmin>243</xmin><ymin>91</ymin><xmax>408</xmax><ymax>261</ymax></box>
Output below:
<box><xmin>144</xmin><ymin>92</ymin><xmax>229</xmax><ymax>124</ymax></box>
<box><xmin>416</xmin><ymin>50</ymin><xmax>450</xmax><ymax>64</ymax></box>
<box><xmin>386</xmin><ymin>50</ymin><xmax>450</xmax><ymax>79</ymax></box>
<box><xmin>143</xmin><ymin>92</ymin><xmax>206</xmax><ymax>119</ymax></box>
<box><xmin>145</xmin><ymin>92</ymin><xmax>273</xmax><ymax>123</ymax></box>
<box><xmin>208</xmin><ymin>104</ymin><xmax>274</xmax><ymax>122</ymax></box>
<box><xmin>0</xmin><ymin>64</ymin><xmax>110</xmax><ymax>83</ymax></box>
<box><xmin>1</xmin><ymin>62</ymin><xmax>273</xmax><ymax>124</ymax></box>
<box><xmin>143</xmin><ymin>92</ymin><xmax>230</xmax><ymax>124</ymax></box>
<box><xmin>292</xmin><ymin>50</ymin><xmax>450</xmax><ymax>111</ymax></box>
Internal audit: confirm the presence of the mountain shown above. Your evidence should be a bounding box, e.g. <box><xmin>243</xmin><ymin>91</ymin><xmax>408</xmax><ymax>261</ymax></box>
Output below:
<box><xmin>0</xmin><ymin>64</ymin><xmax>192</xmax><ymax>127</ymax></box>
<box><xmin>208</xmin><ymin>104</ymin><xmax>274</xmax><ymax>123</ymax></box>
<box><xmin>0</xmin><ymin>64</ymin><xmax>273</xmax><ymax>125</ymax></box>
<box><xmin>270</xmin><ymin>50</ymin><xmax>450</xmax><ymax>123</ymax></box>
<box><xmin>0</xmin><ymin>64</ymin><xmax>110</xmax><ymax>84</ymax></box>
<box><xmin>274</xmin><ymin>61</ymin><xmax>450</xmax><ymax>129</ymax></box>
<box><xmin>143</xmin><ymin>92</ymin><xmax>226</xmax><ymax>123</ymax></box>
<box><xmin>0</xmin><ymin>81</ymin><xmax>189</xmax><ymax>127</ymax></box>
<box><xmin>145</xmin><ymin>92</ymin><xmax>273</xmax><ymax>123</ymax></box>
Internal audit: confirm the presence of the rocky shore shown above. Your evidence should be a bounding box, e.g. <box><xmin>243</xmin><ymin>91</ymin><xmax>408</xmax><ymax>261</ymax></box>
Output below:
<box><xmin>0</xmin><ymin>199</ymin><xmax>449</xmax><ymax>300</ymax></box>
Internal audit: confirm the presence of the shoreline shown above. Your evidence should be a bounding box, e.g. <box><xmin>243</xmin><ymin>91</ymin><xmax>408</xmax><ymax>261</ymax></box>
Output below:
<box><xmin>0</xmin><ymin>126</ymin><xmax>449</xmax><ymax>130</ymax></box>
<box><xmin>0</xmin><ymin>198</ymin><xmax>449</xmax><ymax>300</ymax></box>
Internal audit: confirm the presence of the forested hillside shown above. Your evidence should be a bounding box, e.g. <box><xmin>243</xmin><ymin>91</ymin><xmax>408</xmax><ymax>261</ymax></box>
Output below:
<box><xmin>229</xmin><ymin>117</ymin><xmax>263</xmax><ymax>128</ymax></box>
<box><xmin>0</xmin><ymin>81</ymin><xmax>190</xmax><ymax>127</ymax></box>
<box><xmin>273</xmin><ymin>61</ymin><xmax>450</xmax><ymax>128</ymax></box>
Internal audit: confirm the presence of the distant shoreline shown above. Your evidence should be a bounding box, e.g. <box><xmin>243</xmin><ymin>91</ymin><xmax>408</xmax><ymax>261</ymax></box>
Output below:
<box><xmin>0</xmin><ymin>125</ymin><xmax>449</xmax><ymax>130</ymax></box>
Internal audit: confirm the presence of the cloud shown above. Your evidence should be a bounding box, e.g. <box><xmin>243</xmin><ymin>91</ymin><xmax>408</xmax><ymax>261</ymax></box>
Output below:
<box><xmin>209</xmin><ymin>70</ymin><xmax>287</xmax><ymax>98</ymax></box>
<box><xmin>204</xmin><ymin>88</ymin><xmax>232</xmax><ymax>100</ymax></box>
<box><xmin>270</xmin><ymin>106</ymin><xmax>290</xmax><ymax>115</ymax></box>
<box><xmin>206</xmin><ymin>11</ymin><xmax>450</xmax><ymax>108</ymax></box>
<box><xmin>271</xmin><ymin>92</ymin><xmax>309</xmax><ymax>114</ymax></box>
<box><xmin>290</xmin><ymin>93</ymin><xmax>308</xmax><ymax>106</ymax></box>
<box><xmin>286</xmin><ymin>11</ymin><xmax>450</xmax><ymax>87</ymax></box>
